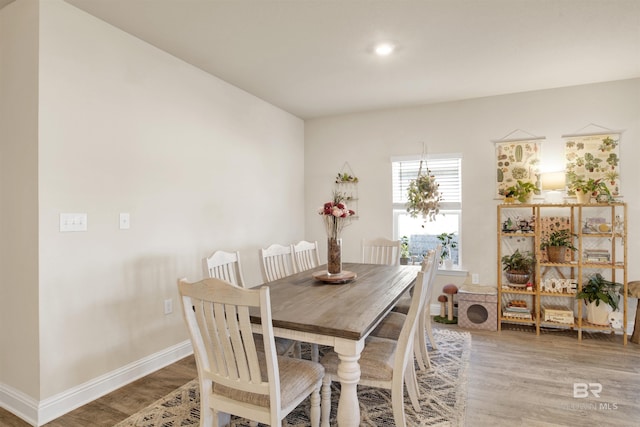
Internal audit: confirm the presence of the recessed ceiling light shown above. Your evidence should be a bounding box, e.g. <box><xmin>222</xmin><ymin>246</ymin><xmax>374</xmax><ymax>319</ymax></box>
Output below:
<box><xmin>374</xmin><ymin>43</ymin><xmax>395</xmax><ymax>56</ymax></box>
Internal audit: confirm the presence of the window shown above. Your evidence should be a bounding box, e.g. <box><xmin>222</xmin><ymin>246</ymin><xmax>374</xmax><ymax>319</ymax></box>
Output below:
<box><xmin>391</xmin><ymin>154</ymin><xmax>462</xmax><ymax>267</ymax></box>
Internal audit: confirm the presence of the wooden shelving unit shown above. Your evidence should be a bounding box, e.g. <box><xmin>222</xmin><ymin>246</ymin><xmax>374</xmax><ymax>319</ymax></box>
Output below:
<box><xmin>497</xmin><ymin>202</ymin><xmax>628</xmax><ymax>344</ymax></box>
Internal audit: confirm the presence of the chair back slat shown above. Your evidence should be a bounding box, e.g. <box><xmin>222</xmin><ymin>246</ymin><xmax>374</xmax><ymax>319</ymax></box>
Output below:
<box><xmin>205</xmin><ymin>250</ymin><xmax>246</xmax><ymax>287</ymax></box>
<box><xmin>260</xmin><ymin>244</ymin><xmax>296</xmax><ymax>282</ymax></box>
<box><xmin>362</xmin><ymin>238</ymin><xmax>401</xmax><ymax>265</ymax></box>
<box><xmin>293</xmin><ymin>240</ymin><xmax>321</xmax><ymax>272</ymax></box>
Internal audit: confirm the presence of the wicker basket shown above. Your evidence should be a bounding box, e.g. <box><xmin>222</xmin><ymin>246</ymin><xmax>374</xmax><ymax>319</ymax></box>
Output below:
<box><xmin>505</xmin><ymin>271</ymin><xmax>530</xmax><ymax>284</ymax></box>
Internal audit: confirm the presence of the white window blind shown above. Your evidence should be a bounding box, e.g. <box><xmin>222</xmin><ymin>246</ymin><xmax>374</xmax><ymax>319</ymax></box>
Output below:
<box><xmin>392</xmin><ymin>156</ymin><xmax>462</xmax><ymax>208</ymax></box>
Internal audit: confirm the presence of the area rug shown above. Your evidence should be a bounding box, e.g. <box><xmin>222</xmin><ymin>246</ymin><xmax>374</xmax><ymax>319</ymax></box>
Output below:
<box><xmin>115</xmin><ymin>328</ymin><xmax>470</xmax><ymax>427</ymax></box>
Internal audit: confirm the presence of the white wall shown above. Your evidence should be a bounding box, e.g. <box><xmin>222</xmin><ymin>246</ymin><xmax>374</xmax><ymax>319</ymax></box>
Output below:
<box><xmin>304</xmin><ymin>79</ymin><xmax>640</xmax><ymax>296</ymax></box>
<box><xmin>3</xmin><ymin>0</ymin><xmax>304</xmax><ymax>420</ymax></box>
<box><xmin>0</xmin><ymin>0</ymin><xmax>41</xmax><ymax>400</ymax></box>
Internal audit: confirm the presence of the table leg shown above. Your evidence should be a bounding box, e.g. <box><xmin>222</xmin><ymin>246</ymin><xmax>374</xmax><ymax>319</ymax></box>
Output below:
<box><xmin>334</xmin><ymin>340</ymin><xmax>363</xmax><ymax>427</ymax></box>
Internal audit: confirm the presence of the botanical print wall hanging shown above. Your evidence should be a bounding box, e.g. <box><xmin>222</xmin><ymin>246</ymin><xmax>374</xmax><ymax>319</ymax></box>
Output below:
<box><xmin>563</xmin><ymin>131</ymin><xmax>621</xmax><ymax>197</ymax></box>
<box><xmin>493</xmin><ymin>130</ymin><xmax>543</xmax><ymax>198</ymax></box>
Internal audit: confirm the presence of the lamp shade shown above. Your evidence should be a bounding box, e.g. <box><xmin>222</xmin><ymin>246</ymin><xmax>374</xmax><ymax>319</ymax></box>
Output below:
<box><xmin>541</xmin><ymin>171</ymin><xmax>566</xmax><ymax>191</ymax></box>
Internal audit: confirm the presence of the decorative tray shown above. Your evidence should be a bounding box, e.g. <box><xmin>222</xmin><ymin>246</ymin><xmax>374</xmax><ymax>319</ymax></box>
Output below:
<box><xmin>312</xmin><ymin>270</ymin><xmax>357</xmax><ymax>284</ymax></box>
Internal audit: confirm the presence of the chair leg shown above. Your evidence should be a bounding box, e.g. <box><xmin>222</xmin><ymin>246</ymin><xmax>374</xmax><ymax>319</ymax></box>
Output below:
<box><xmin>294</xmin><ymin>341</ymin><xmax>302</xmax><ymax>358</ymax></box>
<box><xmin>391</xmin><ymin>377</ymin><xmax>408</xmax><ymax>427</ymax></box>
<box><xmin>425</xmin><ymin>303</ymin><xmax>438</xmax><ymax>350</ymax></box>
<box><xmin>321</xmin><ymin>377</ymin><xmax>332</xmax><ymax>427</ymax></box>
<box><xmin>405</xmin><ymin>363</ymin><xmax>421</xmax><ymax>411</ymax></box>
<box><xmin>311</xmin><ymin>343</ymin><xmax>319</xmax><ymax>362</ymax></box>
<box><xmin>413</xmin><ymin>331</ymin><xmax>426</xmax><ymax>371</ymax></box>
<box><xmin>417</xmin><ymin>311</ymin><xmax>431</xmax><ymax>370</ymax></box>
<box><xmin>310</xmin><ymin>384</ymin><xmax>321</xmax><ymax>427</ymax></box>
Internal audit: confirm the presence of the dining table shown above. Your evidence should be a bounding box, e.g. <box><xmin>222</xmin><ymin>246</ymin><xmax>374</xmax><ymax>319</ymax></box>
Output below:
<box><xmin>249</xmin><ymin>262</ymin><xmax>419</xmax><ymax>427</ymax></box>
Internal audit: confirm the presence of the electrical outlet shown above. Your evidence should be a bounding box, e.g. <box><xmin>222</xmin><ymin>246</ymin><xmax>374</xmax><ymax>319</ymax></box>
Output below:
<box><xmin>119</xmin><ymin>213</ymin><xmax>130</xmax><ymax>229</ymax></box>
<box><xmin>472</xmin><ymin>273</ymin><xmax>479</xmax><ymax>284</ymax></box>
<box><xmin>164</xmin><ymin>299</ymin><xmax>173</xmax><ymax>315</ymax></box>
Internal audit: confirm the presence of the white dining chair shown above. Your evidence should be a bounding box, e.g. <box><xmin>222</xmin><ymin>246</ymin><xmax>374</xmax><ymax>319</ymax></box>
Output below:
<box><xmin>373</xmin><ymin>246</ymin><xmax>441</xmax><ymax>370</ymax></box>
<box><xmin>260</xmin><ymin>243</ymin><xmax>297</xmax><ymax>282</ymax></box>
<box><xmin>178</xmin><ymin>278</ymin><xmax>324</xmax><ymax>427</ymax></box>
<box><xmin>205</xmin><ymin>249</ymin><xmax>299</xmax><ymax>358</ymax></box>
<box><xmin>203</xmin><ymin>250</ymin><xmax>246</xmax><ymax>287</ymax></box>
<box><xmin>361</xmin><ymin>237</ymin><xmax>401</xmax><ymax>265</ymax></box>
<box><xmin>293</xmin><ymin>240</ymin><xmax>321</xmax><ymax>272</ymax></box>
<box><xmin>319</xmin><ymin>266</ymin><xmax>429</xmax><ymax>427</ymax></box>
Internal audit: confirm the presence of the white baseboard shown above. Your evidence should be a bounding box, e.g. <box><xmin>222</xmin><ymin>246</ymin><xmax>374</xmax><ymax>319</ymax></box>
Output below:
<box><xmin>0</xmin><ymin>340</ymin><xmax>193</xmax><ymax>426</ymax></box>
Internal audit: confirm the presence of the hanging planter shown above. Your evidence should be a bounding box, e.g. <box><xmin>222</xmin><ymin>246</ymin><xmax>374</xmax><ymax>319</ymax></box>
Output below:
<box><xmin>406</xmin><ymin>161</ymin><xmax>442</xmax><ymax>222</ymax></box>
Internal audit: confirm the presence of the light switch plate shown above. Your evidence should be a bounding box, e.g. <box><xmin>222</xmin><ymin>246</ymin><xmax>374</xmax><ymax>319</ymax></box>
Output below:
<box><xmin>60</xmin><ymin>213</ymin><xmax>87</xmax><ymax>232</ymax></box>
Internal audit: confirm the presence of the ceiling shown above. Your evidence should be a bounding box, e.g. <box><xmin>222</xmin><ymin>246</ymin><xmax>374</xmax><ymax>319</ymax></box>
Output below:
<box><xmin>6</xmin><ymin>0</ymin><xmax>640</xmax><ymax>119</ymax></box>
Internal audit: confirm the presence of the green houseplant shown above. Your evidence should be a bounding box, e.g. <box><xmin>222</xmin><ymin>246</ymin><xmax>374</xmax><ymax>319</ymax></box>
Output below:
<box><xmin>400</xmin><ymin>235</ymin><xmax>410</xmax><ymax>265</ymax></box>
<box><xmin>576</xmin><ymin>273</ymin><xmax>622</xmax><ymax>325</ymax></box>
<box><xmin>504</xmin><ymin>180</ymin><xmax>540</xmax><ymax>203</ymax></box>
<box><xmin>501</xmin><ymin>249</ymin><xmax>535</xmax><ymax>284</ymax></box>
<box><xmin>436</xmin><ymin>232</ymin><xmax>457</xmax><ymax>267</ymax></box>
<box><xmin>540</xmin><ymin>229</ymin><xmax>577</xmax><ymax>263</ymax></box>
<box><xmin>567</xmin><ymin>177</ymin><xmax>612</xmax><ymax>203</ymax></box>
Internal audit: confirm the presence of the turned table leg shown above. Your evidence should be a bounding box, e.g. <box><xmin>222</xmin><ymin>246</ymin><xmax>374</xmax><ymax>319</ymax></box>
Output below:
<box><xmin>334</xmin><ymin>339</ymin><xmax>364</xmax><ymax>427</ymax></box>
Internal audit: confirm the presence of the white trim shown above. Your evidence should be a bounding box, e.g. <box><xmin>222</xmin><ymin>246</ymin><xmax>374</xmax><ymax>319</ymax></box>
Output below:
<box><xmin>0</xmin><ymin>340</ymin><xmax>193</xmax><ymax>426</ymax></box>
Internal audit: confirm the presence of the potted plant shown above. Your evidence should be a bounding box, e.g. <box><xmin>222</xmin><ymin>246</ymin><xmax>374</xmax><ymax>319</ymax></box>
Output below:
<box><xmin>567</xmin><ymin>177</ymin><xmax>612</xmax><ymax>204</ymax></box>
<box><xmin>540</xmin><ymin>229</ymin><xmax>577</xmax><ymax>263</ymax></box>
<box><xmin>504</xmin><ymin>180</ymin><xmax>540</xmax><ymax>204</ymax></box>
<box><xmin>501</xmin><ymin>249</ymin><xmax>535</xmax><ymax>285</ymax></box>
<box><xmin>436</xmin><ymin>232</ymin><xmax>457</xmax><ymax>268</ymax></box>
<box><xmin>400</xmin><ymin>235</ymin><xmax>410</xmax><ymax>265</ymax></box>
<box><xmin>576</xmin><ymin>273</ymin><xmax>622</xmax><ymax>325</ymax></box>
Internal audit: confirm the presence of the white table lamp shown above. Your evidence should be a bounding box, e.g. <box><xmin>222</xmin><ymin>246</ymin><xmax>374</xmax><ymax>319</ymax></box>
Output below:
<box><xmin>541</xmin><ymin>171</ymin><xmax>566</xmax><ymax>203</ymax></box>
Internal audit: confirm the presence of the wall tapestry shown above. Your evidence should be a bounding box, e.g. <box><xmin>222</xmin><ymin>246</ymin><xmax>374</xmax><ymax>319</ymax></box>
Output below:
<box><xmin>495</xmin><ymin>139</ymin><xmax>542</xmax><ymax>198</ymax></box>
<box><xmin>564</xmin><ymin>133</ymin><xmax>621</xmax><ymax>196</ymax></box>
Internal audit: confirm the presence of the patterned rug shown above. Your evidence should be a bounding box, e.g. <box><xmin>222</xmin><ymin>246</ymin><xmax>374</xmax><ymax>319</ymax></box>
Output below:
<box><xmin>115</xmin><ymin>329</ymin><xmax>470</xmax><ymax>426</ymax></box>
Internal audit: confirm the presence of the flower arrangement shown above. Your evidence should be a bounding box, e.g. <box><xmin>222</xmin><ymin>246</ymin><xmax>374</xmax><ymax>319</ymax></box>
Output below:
<box><xmin>319</xmin><ymin>191</ymin><xmax>356</xmax><ymax>239</ymax></box>
<box><xmin>406</xmin><ymin>168</ymin><xmax>442</xmax><ymax>222</ymax></box>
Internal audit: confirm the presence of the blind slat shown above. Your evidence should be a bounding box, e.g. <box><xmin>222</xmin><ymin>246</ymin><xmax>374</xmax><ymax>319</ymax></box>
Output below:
<box><xmin>392</xmin><ymin>157</ymin><xmax>462</xmax><ymax>206</ymax></box>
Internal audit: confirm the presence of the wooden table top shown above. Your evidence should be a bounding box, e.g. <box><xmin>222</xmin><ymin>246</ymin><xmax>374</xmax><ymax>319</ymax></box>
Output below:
<box><xmin>251</xmin><ymin>262</ymin><xmax>419</xmax><ymax>340</ymax></box>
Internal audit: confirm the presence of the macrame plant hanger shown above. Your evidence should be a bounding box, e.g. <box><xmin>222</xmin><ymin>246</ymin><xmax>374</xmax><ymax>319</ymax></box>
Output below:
<box><xmin>418</xmin><ymin>142</ymin><xmax>428</xmax><ymax>177</ymax></box>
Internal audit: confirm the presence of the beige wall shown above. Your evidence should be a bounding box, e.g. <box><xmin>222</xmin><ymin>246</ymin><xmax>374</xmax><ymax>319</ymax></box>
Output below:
<box><xmin>0</xmin><ymin>0</ymin><xmax>40</xmax><ymax>398</ymax></box>
<box><xmin>2</xmin><ymin>0</ymin><xmax>304</xmax><ymax>416</ymax></box>
<box><xmin>304</xmin><ymin>78</ymin><xmax>640</xmax><ymax>300</ymax></box>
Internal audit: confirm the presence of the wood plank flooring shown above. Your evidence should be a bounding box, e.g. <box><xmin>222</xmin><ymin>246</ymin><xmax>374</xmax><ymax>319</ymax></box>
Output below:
<box><xmin>1</xmin><ymin>324</ymin><xmax>638</xmax><ymax>426</ymax></box>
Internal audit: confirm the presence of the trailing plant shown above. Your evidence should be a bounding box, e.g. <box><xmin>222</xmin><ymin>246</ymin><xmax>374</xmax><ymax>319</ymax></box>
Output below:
<box><xmin>406</xmin><ymin>164</ymin><xmax>442</xmax><ymax>222</ymax></box>
<box><xmin>501</xmin><ymin>249</ymin><xmax>535</xmax><ymax>274</ymax></box>
<box><xmin>576</xmin><ymin>273</ymin><xmax>622</xmax><ymax>311</ymax></box>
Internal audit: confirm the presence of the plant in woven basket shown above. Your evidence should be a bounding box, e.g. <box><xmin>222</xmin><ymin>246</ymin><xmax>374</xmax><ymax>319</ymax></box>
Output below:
<box><xmin>501</xmin><ymin>249</ymin><xmax>535</xmax><ymax>284</ymax></box>
<box><xmin>540</xmin><ymin>229</ymin><xmax>577</xmax><ymax>263</ymax></box>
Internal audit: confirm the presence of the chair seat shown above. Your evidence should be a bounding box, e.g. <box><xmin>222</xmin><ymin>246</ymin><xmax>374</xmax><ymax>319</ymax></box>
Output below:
<box><xmin>214</xmin><ymin>352</ymin><xmax>324</xmax><ymax>408</ymax></box>
<box><xmin>392</xmin><ymin>293</ymin><xmax>412</xmax><ymax>314</ymax></box>
<box><xmin>320</xmin><ymin>336</ymin><xmax>397</xmax><ymax>382</ymax></box>
<box><xmin>371</xmin><ymin>311</ymin><xmax>405</xmax><ymax>340</ymax></box>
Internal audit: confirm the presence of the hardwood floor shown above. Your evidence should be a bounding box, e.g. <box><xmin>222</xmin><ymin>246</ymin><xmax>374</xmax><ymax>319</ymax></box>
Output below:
<box><xmin>1</xmin><ymin>324</ymin><xmax>638</xmax><ymax>426</ymax></box>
